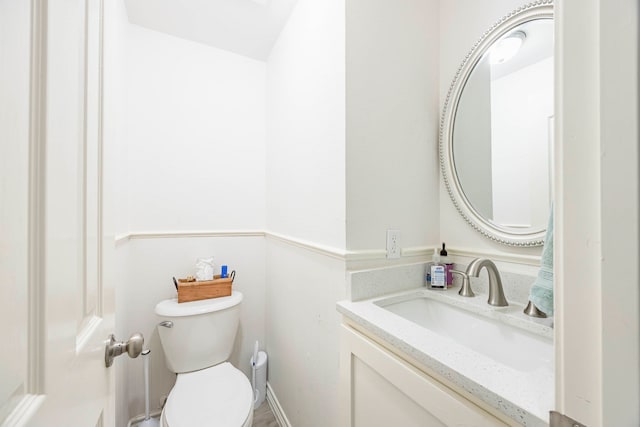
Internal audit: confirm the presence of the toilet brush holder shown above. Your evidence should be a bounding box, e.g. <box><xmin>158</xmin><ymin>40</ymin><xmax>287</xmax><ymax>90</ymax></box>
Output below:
<box><xmin>127</xmin><ymin>411</ymin><xmax>162</xmax><ymax>427</ymax></box>
<box><xmin>251</xmin><ymin>350</ymin><xmax>268</xmax><ymax>409</ymax></box>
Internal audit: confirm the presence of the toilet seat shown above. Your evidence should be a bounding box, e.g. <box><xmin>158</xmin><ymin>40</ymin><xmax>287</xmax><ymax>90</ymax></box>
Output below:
<box><xmin>162</xmin><ymin>362</ymin><xmax>254</xmax><ymax>427</ymax></box>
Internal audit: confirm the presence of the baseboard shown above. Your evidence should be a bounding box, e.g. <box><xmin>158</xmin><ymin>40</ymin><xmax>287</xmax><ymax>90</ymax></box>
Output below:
<box><xmin>266</xmin><ymin>382</ymin><xmax>292</xmax><ymax>427</ymax></box>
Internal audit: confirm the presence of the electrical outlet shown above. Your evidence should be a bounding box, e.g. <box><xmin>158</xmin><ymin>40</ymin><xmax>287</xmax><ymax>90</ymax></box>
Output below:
<box><xmin>386</xmin><ymin>229</ymin><xmax>400</xmax><ymax>259</ymax></box>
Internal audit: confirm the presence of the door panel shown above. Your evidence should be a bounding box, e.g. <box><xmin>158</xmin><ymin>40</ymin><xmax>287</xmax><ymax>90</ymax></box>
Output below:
<box><xmin>0</xmin><ymin>0</ymin><xmax>32</xmax><ymax>422</ymax></box>
<box><xmin>1</xmin><ymin>0</ymin><xmax>115</xmax><ymax>425</ymax></box>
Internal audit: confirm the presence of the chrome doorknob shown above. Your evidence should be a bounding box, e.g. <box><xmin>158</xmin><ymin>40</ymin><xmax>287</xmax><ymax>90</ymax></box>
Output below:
<box><xmin>105</xmin><ymin>332</ymin><xmax>144</xmax><ymax>367</ymax></box>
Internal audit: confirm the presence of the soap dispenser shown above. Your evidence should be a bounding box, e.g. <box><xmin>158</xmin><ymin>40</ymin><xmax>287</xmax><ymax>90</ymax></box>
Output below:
<box><xmin>429</xmin><ymin>248</ymin><xmax>446</xmax><ymax>290</ymax></box>
<box><xmin>439</xmin><ymin>243</ymin><xmax>454</xmax><ymax>287</ymax></box>
<box><xmin>425</xmin><ymin>248</ymin><xmax>438</xmax><ymax>286</ymax></box>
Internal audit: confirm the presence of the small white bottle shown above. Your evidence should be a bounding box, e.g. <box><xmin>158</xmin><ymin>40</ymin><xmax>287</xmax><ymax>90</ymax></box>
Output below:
<box><xmin>429</xmin><ymin>248</ymin><xmax>446</xmax><ymax>290</ymax></box>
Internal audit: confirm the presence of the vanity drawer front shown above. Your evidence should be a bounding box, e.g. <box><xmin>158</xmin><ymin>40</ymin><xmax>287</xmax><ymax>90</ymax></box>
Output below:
<box><xmin>340</xmin><ymin>325</ymin><xmax>508</xmax><ymax>427</ymax></box>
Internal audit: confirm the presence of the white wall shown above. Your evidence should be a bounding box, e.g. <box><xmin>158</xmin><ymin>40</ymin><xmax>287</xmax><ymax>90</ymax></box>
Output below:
<box><xmin>346</xmin><ymin>0</ymin><xmax>440</xmax><ymax>252</ymax></box>
<box><xmin>265</xmin><ymin>1</ymin><xmax>346</xmax><ymax>426</ymax></box>
<box><xmin>265</xmin><ymin>0</ymin><xmax>346</xmax><ymax>249</ymax></box>
<box><xmin>265</xmin><ymin>240</ymin><xmax>346</xmax><ymax>426</ymax></box>
<box><xmin>125</xmin><ymin>25</ymin><xmax>266</xmax><ymax>232</ymax></box>
<box><xmin>109</xmin><ymin>15</ymin><xmax>268</xmax><ymax>425</ymax></box>
<box><xmin>264</xmin><ymin>1</ymin><xmax>443</xmax><ymax>425</ymax></box>
<box><xmin>439</xmin><ymin>0</ymin><xmax>543</xmax><ymax>265</ymax></box>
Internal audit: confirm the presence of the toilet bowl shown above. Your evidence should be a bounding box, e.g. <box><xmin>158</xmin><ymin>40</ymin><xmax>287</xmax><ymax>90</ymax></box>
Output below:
<box><xmin>160</xmin><ymin>363</ymin><xmax>253</xmax><ymax>427</ymax></box>
<box><xmin>155</xmin><ymin>292</ymin><xmax>253</xmax><ymax>427</ymax></box>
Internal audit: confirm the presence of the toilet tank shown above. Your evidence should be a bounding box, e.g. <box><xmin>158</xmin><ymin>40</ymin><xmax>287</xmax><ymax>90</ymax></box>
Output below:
<box><xmin>155</xmin><ymin>291</ymin><xmax>243</xmax><ymax>373</ymax></box>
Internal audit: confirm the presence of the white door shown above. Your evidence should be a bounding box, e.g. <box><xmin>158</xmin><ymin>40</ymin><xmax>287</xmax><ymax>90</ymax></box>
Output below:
<box><xmin>1</xmin><ymin>0</ymin><xmax>119</xmax><ymax>426</ymax></box>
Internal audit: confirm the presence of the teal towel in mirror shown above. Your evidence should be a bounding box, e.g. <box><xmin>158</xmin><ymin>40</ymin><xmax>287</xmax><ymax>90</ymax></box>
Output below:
<box><xmin>529</xmin><ymin>205</ymin><xmax>554</xmax><ymax>315</ymax></box>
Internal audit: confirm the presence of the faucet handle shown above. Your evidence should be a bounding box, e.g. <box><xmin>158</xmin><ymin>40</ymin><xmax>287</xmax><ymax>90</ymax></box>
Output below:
<box><xmin>451</xmin><ymin>270</ymin><xmax>475</xmax><ymax>297</ymax></box>
<box><xmin>523</xmin><ymin>300</ymin><xmax>547</xmax><ymax>318</ymax></box>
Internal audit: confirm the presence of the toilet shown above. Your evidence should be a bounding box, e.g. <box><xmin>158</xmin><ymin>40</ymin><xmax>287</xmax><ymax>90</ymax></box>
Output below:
<box><xmin>155</xmin><ymin>291</ymin><xmax>254</xmax><ymax>427</ymax></box>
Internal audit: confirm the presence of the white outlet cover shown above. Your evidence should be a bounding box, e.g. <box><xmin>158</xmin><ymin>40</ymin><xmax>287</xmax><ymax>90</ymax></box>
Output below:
<box><xmin>386</xmin><ymin>230</ymin><xmax>400</xmax><ymax>259</ymax></box>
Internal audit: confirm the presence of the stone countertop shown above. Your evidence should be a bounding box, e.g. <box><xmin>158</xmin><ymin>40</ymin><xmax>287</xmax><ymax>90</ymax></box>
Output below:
<box><xmin>337</xmin><ymin>287</ymin><xmax>553</xmax><ymax>427</ymax></box>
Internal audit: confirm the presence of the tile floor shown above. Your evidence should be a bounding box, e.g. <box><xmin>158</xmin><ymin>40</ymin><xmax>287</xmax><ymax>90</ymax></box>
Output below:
<box><xmin>253</xmin><ymin>403</ymin><xmax>279</xmax><ymax>427</ymax></box>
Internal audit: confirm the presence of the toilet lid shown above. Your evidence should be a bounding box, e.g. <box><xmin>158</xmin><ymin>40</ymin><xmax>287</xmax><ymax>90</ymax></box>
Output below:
<box><xmin>164</xmin><ymin>363</ymin><xmax>253</xmax><ymax>427</ymax></box>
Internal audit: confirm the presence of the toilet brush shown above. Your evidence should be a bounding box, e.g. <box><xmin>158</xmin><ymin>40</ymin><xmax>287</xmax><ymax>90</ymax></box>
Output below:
<box><xmin>138</xmin><ymin>349</ymin><xmax>159</xmax><ymax>427</ymax></box>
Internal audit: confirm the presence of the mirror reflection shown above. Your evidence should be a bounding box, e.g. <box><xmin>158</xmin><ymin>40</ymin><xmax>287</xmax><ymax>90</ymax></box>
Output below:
<box><xmin>452</xmin><ymin>18</ymin><xmax>553</xmax><ymax>231</ymax></box>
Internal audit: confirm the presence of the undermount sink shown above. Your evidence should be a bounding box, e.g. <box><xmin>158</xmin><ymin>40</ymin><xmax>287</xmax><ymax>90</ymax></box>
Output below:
<box><xmin>375</xmin><ymin>295</ymin><xmax>553</xmax><ymax>372</ymax></box>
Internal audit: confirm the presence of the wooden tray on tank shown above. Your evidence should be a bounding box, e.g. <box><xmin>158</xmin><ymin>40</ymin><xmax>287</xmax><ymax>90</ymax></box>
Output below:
<box><xmin>177</xmin><ymin>274</ymin><xmax>234</xmax><ymax>303</ymax></box>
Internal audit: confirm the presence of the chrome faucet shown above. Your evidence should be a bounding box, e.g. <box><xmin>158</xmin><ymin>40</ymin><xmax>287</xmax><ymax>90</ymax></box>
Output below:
<box><xmin>465</xmin><ymin>258</ymin><xmax>508</xmax><ymax>307</ymax></box>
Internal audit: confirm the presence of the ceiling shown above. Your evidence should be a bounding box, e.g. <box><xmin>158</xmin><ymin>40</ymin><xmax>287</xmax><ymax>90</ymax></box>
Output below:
<box><xmin>124</xmin><ymin>0</ymin><xmax>299</xmax><ymax>61</ymax></box>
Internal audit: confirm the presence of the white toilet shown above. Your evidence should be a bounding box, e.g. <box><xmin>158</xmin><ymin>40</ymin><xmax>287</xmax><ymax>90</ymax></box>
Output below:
<box><xmin>155</xmin><ymin>291</ymin><xmax>254</xmax><ymax>427</ymax></box>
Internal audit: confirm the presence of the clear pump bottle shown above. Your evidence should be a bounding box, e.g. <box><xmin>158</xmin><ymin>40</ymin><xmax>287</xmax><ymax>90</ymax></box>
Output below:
<box><xmin>427</xmin><ymin>248</ymin><xmax>446</xmax><ymax>290</ymax></box>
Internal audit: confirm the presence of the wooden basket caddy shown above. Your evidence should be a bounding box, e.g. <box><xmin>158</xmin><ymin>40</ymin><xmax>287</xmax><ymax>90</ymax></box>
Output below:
<box><xmin>176</xmin><ymin>272</ymin><xmax>235</xmax><ymax>303</ymax></box>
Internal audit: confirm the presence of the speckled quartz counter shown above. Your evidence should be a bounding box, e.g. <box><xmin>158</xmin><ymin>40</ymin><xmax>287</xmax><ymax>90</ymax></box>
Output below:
<box><xmin>337</xmin><ymin>263</ymin><xmax>554</xmax><ymax>427</ymax></box>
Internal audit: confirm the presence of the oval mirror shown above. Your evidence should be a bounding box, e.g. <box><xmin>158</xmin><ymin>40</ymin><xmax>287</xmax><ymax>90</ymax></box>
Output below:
<box><xmin>440</xmin><ymin>1</ymin><xmax>553</xmax><ymax>247</ymax></box>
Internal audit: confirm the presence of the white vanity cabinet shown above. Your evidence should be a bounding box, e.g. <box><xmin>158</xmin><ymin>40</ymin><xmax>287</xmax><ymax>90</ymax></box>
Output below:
<box><xmin>339</xmin><ymin>323</ymin><xmax>510</xmax><ymax>427</ymax></box>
